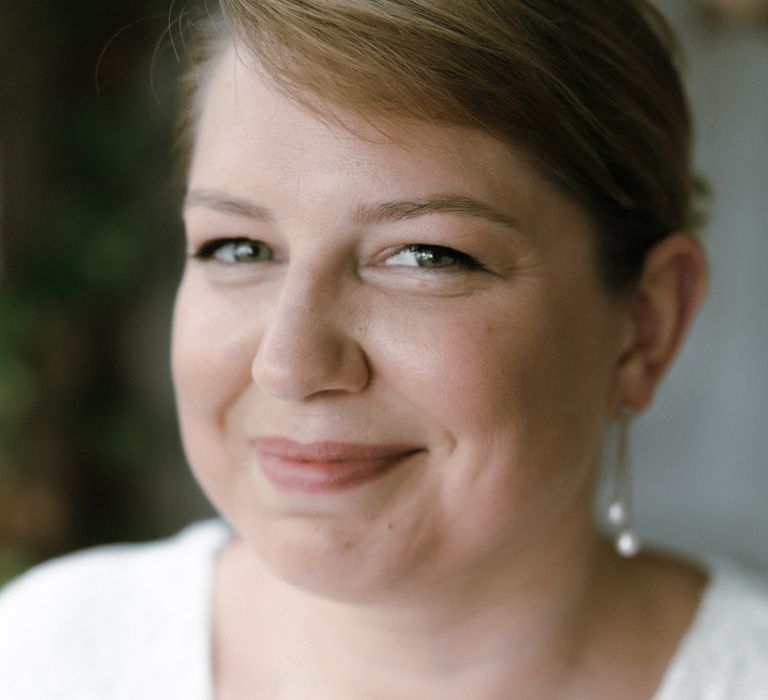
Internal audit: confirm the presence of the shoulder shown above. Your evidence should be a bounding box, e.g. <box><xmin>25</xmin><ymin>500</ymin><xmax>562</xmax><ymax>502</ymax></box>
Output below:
<box><xmin>0</xmin><ymin>518</ymin><xmax>229</xmax><ymax>627</ymax></box>
<box><xmin>0</xmin><ymin>519</ymin><xmax>229</xmax><ymax>700</ymax></box>
<box><xmin>654</xmin><ymin>560</ymin><xmax>768</xmax><ymax>700</ymax></box>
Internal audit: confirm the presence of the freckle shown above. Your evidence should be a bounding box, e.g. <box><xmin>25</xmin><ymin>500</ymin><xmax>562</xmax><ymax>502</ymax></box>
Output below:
<box><xmin>387</xmin><ymin>522</ymin><xmax>394</xmax><ymax>530</ymax></box>
<box><xmin>344</xmin><ymin>540</ymin><xmax>353</xmax><ymax>549</ymax></box>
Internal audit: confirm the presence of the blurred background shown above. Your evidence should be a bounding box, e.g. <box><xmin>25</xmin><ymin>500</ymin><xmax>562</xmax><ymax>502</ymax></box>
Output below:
<box><xmin>635</xmin><ymin>0</ymin><xmax>768</xmax><ymax>569</ymax></box>
<box><xmin>0</xmin><ymin>0</ymin><xmax>766</xmax><ymax>584</ymax></box>
<box><xmin>0</xmin><ymin>0</ymin><xmax>214</xmax><ymax>582</ymax></box>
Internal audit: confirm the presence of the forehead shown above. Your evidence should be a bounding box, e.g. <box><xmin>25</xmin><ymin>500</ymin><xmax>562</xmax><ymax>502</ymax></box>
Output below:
<box><xmin>188</xmin><ymin>45</ymin><xmax>593</xmax><ymax>243</ymax></box>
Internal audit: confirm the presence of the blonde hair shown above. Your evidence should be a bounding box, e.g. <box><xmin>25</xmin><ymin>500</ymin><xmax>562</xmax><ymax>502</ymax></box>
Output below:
<box><xmin>179</xmin><ymin>0</ymin><xmax>693</xmax><ymax>290</ymax></box>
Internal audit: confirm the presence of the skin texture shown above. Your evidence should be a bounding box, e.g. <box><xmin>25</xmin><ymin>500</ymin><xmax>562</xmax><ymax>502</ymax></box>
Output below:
<box><xmin>173</xmin><ymin>47</ymin><xmax>708</xmax><ymax>699</ymax></box>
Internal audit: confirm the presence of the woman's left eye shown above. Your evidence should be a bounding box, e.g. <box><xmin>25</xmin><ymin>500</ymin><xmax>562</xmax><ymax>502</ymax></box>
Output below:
<box><xmin>384</xmin><ymin>244</ymin><xmax>481</xmax><ymax>271</ymax></box>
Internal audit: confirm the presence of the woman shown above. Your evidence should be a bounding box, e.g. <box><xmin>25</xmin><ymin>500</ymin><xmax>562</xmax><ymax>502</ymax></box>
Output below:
<box><xmin>1</xmin><ymin>1</ymin><xmax>767</xmax><ymax>698</ymax></box>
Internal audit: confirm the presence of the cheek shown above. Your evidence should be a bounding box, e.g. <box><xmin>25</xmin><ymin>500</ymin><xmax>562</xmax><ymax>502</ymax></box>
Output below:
<box><xmin>379</xmin><ymin>284</ymin><xmax>612</xmax><ymax>439</ymax></box>
<box><xmin>171</xmin><ymin>275</ymin><xmax>257</xmax><ymax>488</ymax></box>
<box><xmin>374</xmin><ymin>284</ymin><xmax>617</xmax><ymax>523</ymax></box>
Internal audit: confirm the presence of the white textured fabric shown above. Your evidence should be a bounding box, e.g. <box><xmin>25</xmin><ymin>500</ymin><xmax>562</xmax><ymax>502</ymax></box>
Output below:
<box><xmin>2</xmin><ymin>522</ymin><xmax>768</xmax><ymax>699</ymax></box>
<box><xmin>0</xmin><ymin>520</ymin><xmax>229</xmax><ymax>700</ymax></box>
<box><xmin>651</xmin><ymin>561</ymin><xmax>768</xmax><ymax>700</ymax></box>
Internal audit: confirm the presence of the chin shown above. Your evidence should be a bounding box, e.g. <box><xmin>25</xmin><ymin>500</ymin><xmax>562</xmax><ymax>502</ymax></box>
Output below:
<box><xmin>238</xmin><ymin>513</ymin><xmax>432</xmax><ymax>603</ymax></box>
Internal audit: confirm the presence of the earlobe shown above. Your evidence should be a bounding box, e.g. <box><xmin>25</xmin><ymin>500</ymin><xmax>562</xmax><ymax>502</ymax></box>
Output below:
<box><xmin>610</xmin><ymin>233</ymin><xmax>708</xmax><ymax>415</ymax></box>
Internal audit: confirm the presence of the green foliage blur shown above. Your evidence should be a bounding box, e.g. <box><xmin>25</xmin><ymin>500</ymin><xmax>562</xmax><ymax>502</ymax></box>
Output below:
<box><xmin>0</xmin><ymin>1</ymin><xmax>212</xmax><ymax>583</ymax></box>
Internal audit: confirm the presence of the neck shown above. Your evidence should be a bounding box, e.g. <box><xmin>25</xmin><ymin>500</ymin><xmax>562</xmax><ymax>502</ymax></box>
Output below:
<box><xmin>216</xmin><ymin>506</ymin><xmax>620</xmax><ymax>699</ymax></box>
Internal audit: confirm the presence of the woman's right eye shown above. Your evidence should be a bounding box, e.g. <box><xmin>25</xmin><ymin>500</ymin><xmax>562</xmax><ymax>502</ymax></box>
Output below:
<box><xmin>192</xmin><ymin>238</ymin><xmax>274</xmax><ymax>264</ymax></box>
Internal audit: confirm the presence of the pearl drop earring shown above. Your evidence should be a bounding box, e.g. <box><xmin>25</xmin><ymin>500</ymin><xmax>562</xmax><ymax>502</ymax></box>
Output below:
<box><xmin>606</xmin><ymin>406</ymin><xmax>641</xmax><ymax>558</ymax></box>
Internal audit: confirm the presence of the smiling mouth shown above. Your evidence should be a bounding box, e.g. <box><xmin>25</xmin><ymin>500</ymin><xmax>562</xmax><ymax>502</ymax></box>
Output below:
<box><xmin>251</xmin><ymin>437</ymin><xmax>422</xmax><ymax>494</ymax></box>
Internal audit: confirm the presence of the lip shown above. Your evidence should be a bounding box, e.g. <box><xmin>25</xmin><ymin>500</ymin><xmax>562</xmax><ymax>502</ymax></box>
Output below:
<box><xmin>251</xmin><ymin>437</ymin><xmax>422</xmax><ymax>494</ymax></box>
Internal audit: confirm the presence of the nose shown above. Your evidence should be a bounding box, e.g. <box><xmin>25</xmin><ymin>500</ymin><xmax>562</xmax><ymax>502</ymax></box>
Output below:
<box><xmin>251</xmin><ymin>268</ymin><xmax>371</xmax><ymax>401</ymax></box>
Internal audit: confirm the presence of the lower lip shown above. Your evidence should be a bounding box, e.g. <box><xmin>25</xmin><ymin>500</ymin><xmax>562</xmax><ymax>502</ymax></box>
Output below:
<box><xmin>255</xmin><ymin>449</ymin><xmax>418</xmax><ymax>494</ymax></box>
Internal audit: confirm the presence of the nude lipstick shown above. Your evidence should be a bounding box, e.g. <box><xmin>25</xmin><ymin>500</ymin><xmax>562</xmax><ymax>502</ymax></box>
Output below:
<box><xmin>251</xmin><ymin>437</ymin><xmax>421</xmax><ymax>494</ymax></box>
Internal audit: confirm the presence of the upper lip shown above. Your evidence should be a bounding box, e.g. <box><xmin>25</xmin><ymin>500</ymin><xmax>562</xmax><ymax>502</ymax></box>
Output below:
<box><xmin>251</xmin><ymin>437</ymin><xmax>422</xmax><ymax>462</ymax></box>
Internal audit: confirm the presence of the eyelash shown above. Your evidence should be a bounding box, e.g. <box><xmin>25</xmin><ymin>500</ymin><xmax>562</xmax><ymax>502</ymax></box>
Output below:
<box><xmin>191</xmin><ymin>238</ymin><xmax>484</xmax><ymax>272</ymax></box>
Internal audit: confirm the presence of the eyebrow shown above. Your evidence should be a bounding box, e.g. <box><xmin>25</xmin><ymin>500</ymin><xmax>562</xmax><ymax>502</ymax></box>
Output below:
<box><xmin>184</xmin><ymin>188</ymin><xmax>522</xmax><ymax>232</ymax></box>
<box><xmin>353</xmin><ymin>195</ymin><xmax>521</xmax><ymax>231</ymax></box>
<box><xmin>184</xmin><ymin>188</ymin><xmax>274</xmax><ymax>221</ymax></box>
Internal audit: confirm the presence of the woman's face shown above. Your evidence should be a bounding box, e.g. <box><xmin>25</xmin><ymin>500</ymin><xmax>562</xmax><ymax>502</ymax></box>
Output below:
<box><xmin>173</xmin><ymin>48</ymin><xmax>631</xmax><ymax>599</ymax></box>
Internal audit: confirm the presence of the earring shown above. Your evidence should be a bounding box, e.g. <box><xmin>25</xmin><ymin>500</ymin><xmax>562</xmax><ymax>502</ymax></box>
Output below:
<box><xmin>606</xmin><ymin>406</ymin><xmax>641</xmax><ymax>558</ymax></box>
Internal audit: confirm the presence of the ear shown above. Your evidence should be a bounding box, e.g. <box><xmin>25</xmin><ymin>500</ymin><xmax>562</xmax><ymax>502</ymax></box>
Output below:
<box><xmin>609</xmin><ymin>233</ymin><xmax>708</xmax><ymax>416</ymax></box>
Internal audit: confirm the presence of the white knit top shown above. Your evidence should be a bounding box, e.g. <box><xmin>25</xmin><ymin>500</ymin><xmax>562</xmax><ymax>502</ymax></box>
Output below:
<box><xmin>1</xmin><ymin>520</ymin><xmax>767</xmax><ymax>699</ymax></box>
<box><xmin>652</xmin><ymin>558</ymin><xmax>768</xmax><ymax>699</ymax></box>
